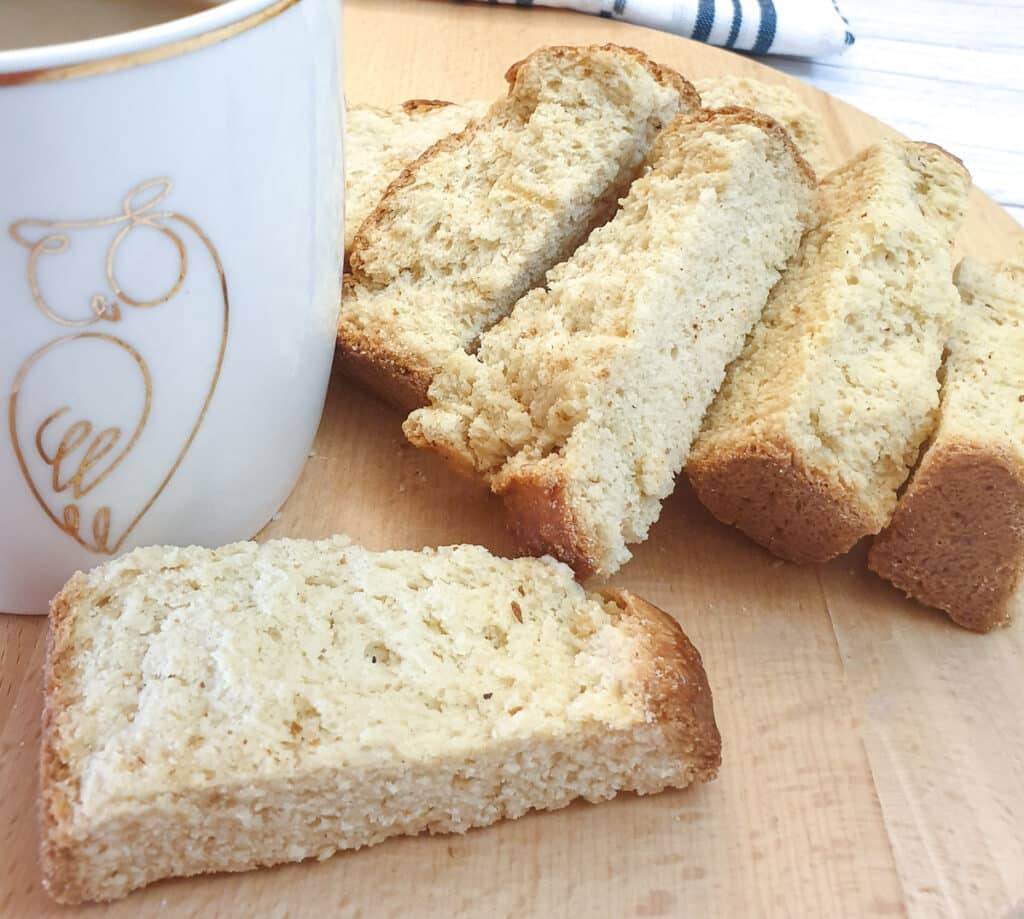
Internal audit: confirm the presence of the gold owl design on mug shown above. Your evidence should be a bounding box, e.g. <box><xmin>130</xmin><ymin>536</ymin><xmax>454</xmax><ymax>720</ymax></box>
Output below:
<box><xmin>7</xmin><ymin>179</ymin><xmax>229</xmax><ymax>554</ymax></box>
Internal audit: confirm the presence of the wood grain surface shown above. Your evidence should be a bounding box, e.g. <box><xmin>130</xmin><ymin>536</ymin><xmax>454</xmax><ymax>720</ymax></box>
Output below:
<box><xmin>2</xmin><ymin>1</ymin><xmax>1023</xmax><ymax>916</ymax></box>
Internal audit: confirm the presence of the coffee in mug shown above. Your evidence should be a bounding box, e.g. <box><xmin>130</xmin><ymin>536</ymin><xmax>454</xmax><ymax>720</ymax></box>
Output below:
<box><xmin>1</xmin><ymin>0</ymin><xmax>221</xmax><ymax>50</ymax></box>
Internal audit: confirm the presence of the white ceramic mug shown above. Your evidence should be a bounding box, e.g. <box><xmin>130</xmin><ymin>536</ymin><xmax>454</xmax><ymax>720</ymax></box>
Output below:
<box><xmin>0</xmin><ymin>0</ymin><xmax>343</xmax><ymax>613</ymax></box>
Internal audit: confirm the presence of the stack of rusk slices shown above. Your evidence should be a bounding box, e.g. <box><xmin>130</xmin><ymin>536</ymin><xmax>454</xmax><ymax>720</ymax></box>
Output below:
<box><xmin>342</xmin><ymin>45</ymin><xmax>1023</xmax><ymax>632</ymax></box>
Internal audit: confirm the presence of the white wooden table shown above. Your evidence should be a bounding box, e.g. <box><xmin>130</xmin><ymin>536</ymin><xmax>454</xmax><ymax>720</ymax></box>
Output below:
<box><xmin>769</xmin><ymin>0</ymin><xmax>1024</xmax><ymax>227</ymax></box>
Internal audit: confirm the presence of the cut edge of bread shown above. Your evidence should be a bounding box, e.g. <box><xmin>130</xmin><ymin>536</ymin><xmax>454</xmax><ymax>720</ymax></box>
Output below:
<box><xmin>39</xmin><ymin>553</ymin><xmax>720</xmax><ymax>904</ymax></box>
<box><xmin>868</xmin><ymin>441</ymin><xmax>1024</xmax><ymax>633</ymax></box>
<box><xmin>686</xmin><ymin>436</ymin><xmax>879</xmax><ymax>564</ymax></box>
<box><xmin>470</xmin><ymin>105</ymin><xmax>817</xmax><ymax>576</ymax></box>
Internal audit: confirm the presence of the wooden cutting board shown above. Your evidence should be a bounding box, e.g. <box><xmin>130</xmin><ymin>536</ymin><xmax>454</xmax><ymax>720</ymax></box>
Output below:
<box><xmin>3</xmin><ymin>1</ymin><xmax>1022</xmax><ymax>915</ymax></box>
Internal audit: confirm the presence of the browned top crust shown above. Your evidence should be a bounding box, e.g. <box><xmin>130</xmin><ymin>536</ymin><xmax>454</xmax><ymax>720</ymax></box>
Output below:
<box><xmin>602</xmin><ymin>589</ymin><xmax>722</xmax><ymax>783</ymax></box>
<box><xmin>489</xmin><ymin>104</ymin><xmax>818</xmax><ymax>577</ymax></box>
<box><xmin>341</xmin><ymin>45</ymin><xmax>700</xmax><ymax>411</ymax></box>
<box><xmin>503</xmin><ymin>43</ymin><xmax>700</xmax><ymax>113</ymax></box>
<box><xmin>687</xmin><ymin>436</ymin><xmax>878</xmax><ymax>564</ymax></box>
<box><xmin>495</xmin><ymin>464</ymin><xmax>601</xmax><ymax>579</ymax></box>
<box><xmin>689</xmin><ymin>105</ymin><xmax>819</xmax><ymax>186</ymax></box>
<box><xmin>868</xmin><ymin>439</ymin><xmax>1024</xmax><ymax>632</ymax></box>
<box><xmin>915</xmin><ymin>139</ymin><xmax>969</xmax><ymax>175</ymax></box>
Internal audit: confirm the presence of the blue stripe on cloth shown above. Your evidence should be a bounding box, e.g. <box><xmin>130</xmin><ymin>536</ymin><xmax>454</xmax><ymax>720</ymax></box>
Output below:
<box><xmin>725</xmin><ymin>0</ymin><xmax>742</xmax><ymax>48</ymax></box>
<box><xmin>692</xmin><ymin>0</ymin><xmax>715</xmax><ymax>42</ymax></box>
<box><xmin>752</xmin><ymin>0</ymin><xmax>777</xmax><ymax>53</ymax></box>
<box><xmin>831</xmin><ymin>0</ymin><xmax>856</xmax><ymax>45</ymax></box>
<box><xmin>456</xmin><ymin>0</ymin><xmax>852</xmax><ymax>57</ymax></box>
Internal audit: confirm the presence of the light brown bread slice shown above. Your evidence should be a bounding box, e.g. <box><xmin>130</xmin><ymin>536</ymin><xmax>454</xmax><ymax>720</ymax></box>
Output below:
<box><xmin>687</xmin><ymin>140</ymin><xmax>971</xmax><ymax>564</ymax></box>
<box><xmin>405</xmin><ymin>108</ymin><xmax>817</xmax><ymax>577</ymax></box>
<box><xmin>41</xmin><ymin>537</ymin><xmax>720</xmax><ymax>904</ymax></box>
<box><xmin>868</xmin><ymin>254</ymin><xmax>1024</xmax><ymax>631</ymax></box>
<box><xmin>337</xmin><ymin>44</ymin><xmax>698</xmax><ymax>411</ymax></box>
<box><xmin>694</xmin><ymin>75</ymin><xmax>830</xmax><ymax>177</ymax></box>
<box><xmin>344</xmin><ymin>100</ymin><xmax>489</xmax><ymax>257</ymax></box>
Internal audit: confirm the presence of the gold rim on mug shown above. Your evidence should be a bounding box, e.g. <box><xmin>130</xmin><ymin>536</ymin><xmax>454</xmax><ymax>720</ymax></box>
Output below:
<box><xmin>0</xmin><ymin>0</ymin><xmax>301</xmax><ymax>86</ymax></box>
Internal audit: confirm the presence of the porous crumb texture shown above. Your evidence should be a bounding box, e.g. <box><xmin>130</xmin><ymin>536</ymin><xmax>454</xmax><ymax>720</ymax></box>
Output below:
<box><xmin>41</xmin><ymin>538</ymin><xmax>719</xmax><ymax>904</ymax></box>
<box><xmin>405</xmin><ymin>108</ymin><xmax>816</xmax><ymax>577</ymax></box>
<box><xmin>344</xmin><ymin>100</ymin><xmax>489</xmax><ymax>256</ymax></box>
<box><xmin>337</xmin><ymin>44</ymin><xmax>697</xmax><ymax>409</ymax></box>
<box><xmin>688</xmin><ymin>139</ymin><xmax>971</xmax><ymax>564</ymax></box>
<box><xmin>869</xmin><ymin>254</ymin><xmax>1024</xmax><ymax>630</ymax></box>
<box><xmin>694</xmin><ymin>75</ymin><xmax>830</xmax><ymax>177</ymax></box>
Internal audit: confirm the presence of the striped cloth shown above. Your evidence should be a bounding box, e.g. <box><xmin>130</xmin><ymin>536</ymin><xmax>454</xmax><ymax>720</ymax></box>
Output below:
<box><xmin>462</xmin><ymin>0</ymin><xmax>855</xmax><ymax>57</ymax></box>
